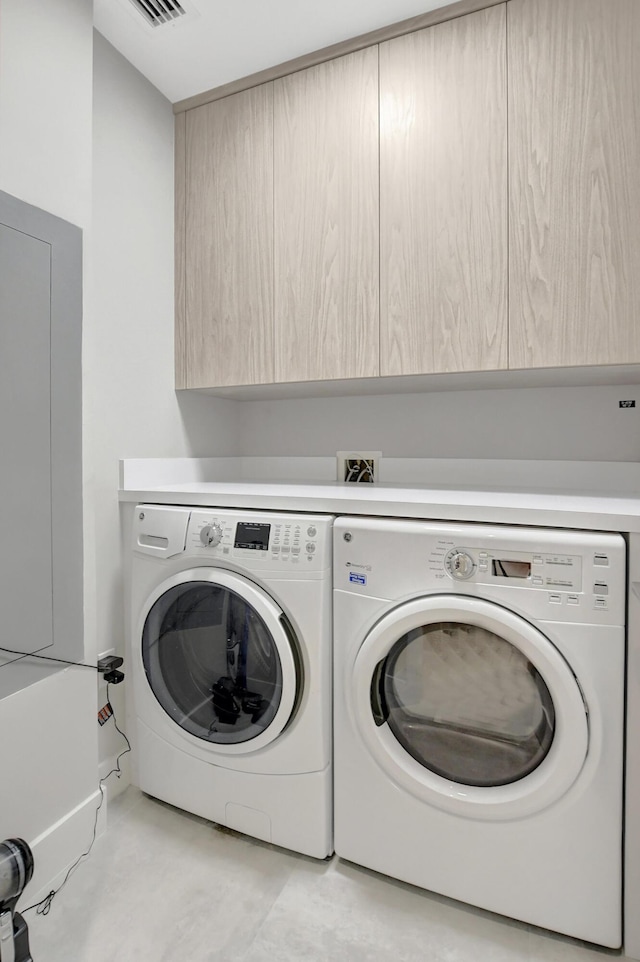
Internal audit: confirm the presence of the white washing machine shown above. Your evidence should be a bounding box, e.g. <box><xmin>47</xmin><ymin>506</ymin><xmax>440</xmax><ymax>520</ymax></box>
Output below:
<box><xmin>128</xmin><ymin>504</ymin><xmax>333</xmax><ymax>858</ymax></box>
<box><xmin>333</xmin><ymin>517</ymin><xmax>625</xmax><ymax>947</ymax></box>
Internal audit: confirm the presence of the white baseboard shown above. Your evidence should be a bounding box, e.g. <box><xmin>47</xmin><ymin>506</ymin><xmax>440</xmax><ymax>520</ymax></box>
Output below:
<box><xmin>98</xmin><ymin>751</ymin><xmax>132</xmax><ymax>801</ymax></box>
<box><xmin>20</xmin><ymin>789</ymin><xmax>102</xmax><ymax>908</ymax></box>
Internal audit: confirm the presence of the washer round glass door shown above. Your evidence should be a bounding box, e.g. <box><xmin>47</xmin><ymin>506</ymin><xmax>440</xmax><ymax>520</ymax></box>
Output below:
<box><xmin>352</xmin><ymin>595</ymin><xmax>589</xmax><ymax>819</ymax></box>
<box><xmin>141</xmin><ymin>569</ymin><xmax>301</xmax><ymax>755</ymax></box>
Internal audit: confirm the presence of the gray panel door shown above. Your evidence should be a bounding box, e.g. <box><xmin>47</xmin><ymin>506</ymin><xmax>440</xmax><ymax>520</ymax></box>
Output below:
<box><xmin>0</xmin><ymin>223</ymin><xmax>53</xmax><ymax>656</ymax></box>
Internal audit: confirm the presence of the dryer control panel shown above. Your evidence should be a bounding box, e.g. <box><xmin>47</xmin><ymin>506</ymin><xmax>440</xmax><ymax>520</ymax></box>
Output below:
<box><xmin>334</xmin><ymin>517</ymin><xmax>625</xmax><ymax>624</ymax></box>
<box><xmin>443</xmin><ymin>546</ymin><xmax>582</xmax><ymax>593</ymax></box>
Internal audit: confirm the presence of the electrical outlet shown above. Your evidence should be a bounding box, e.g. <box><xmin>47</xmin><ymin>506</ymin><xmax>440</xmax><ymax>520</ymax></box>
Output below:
<box><xmin>337</xmin><ymin>451</ymin><xmax>381</xmax><ymax>483</ymax></box>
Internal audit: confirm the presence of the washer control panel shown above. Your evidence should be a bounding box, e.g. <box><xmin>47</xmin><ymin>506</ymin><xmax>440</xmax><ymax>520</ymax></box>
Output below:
<box><xmin>186</xmin><ymin>510</ymin><xmax>333</xmax><ymax>570</ymax></box>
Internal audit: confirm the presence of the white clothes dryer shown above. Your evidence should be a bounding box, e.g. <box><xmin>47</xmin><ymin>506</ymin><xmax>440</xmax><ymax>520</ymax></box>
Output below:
<box><xmin>333</xmin><ymin>517</ymin><xmax>625</xmax><ymax>947</ymax></box>
<box><xmin>128</xmin><ymin>504</ymin><xmax>333</xmax><ymax>858</ymax></box>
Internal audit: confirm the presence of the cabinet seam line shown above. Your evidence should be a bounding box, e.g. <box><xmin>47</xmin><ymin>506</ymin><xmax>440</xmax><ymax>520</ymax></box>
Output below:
<box><xmin>505</xmin><ymin>1</ymin><xmax>510</xmax><ymax>371</ymax></box>
<box><xmin>272</xmin><ymin>84</ymin><xmax>276</xmax><ymax>385</ymax></box>
<box><xmin>378</xmin><ymin>43</ymin><xmax>381</xmax><ymax>379</ymax></box>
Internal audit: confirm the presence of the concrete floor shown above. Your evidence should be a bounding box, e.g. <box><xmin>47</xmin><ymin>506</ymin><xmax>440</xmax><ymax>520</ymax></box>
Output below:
<box><xmin>26</xmin><ymin>788</ymin><xmax>621</xmax><ymax>962</ymax></box>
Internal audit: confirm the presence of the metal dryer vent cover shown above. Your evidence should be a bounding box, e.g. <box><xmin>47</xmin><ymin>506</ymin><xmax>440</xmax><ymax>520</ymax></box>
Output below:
<box><xmin>126</xmin><ymin>0</ymin><xmax>190</xmax><ymax>28</ymax></box>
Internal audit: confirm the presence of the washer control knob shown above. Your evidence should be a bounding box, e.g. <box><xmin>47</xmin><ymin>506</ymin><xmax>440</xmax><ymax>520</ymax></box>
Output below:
<box><xmin>200</xmin><ymin>522</ymin><xmax>223</xmax><ymax>547</ymax></box>
<box><xmin>446</xmin><ymin>550</ymin><xmax>475</xmax><ymax>580</ymax></box>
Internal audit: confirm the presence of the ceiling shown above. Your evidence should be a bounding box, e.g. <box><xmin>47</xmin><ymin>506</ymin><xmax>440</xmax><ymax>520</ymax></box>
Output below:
<box><xmin>94</xmin><ymin>0</ymin><xmax>452</xmax><ymax>104</ymax></box>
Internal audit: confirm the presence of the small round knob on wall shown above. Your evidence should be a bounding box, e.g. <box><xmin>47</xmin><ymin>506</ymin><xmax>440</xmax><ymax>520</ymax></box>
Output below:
<box><xmin>200</xmin><ymin>522</ymin><xmax>223</xmax><ymax>547</ymax></box>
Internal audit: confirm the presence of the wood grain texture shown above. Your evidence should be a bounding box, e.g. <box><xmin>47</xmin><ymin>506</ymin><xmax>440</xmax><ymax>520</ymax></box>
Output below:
<box><xmin>174</xmin><ymin>111</ymin><xmax>187</xmax><ymax>389</ymax></box>
<box><xmin>183</xmin><ymin>84</ymin><xmax>274</xmax><ymax>388</ymax></box>
<box><xmin>173</xmin><ymin>0</ymin><xmax>504</xmax><ymax>114</ymax></box>
<box><xmin>274</xmin><ymin>48</ymin><xmax>379</xmax><ymax>382</ymax></box>
<box><xmin>380</xmin><ymin>5</ymin><xmax>508</xmax><ymax>376</ymax></box>
<box><xmin>508</xmin><ymin>0</ymin><xmax>640</xmax><ymax>369</ymax></box>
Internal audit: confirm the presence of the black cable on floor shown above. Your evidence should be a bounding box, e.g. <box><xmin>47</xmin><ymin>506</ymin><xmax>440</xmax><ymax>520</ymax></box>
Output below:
<box><xmin>20</xmin><ymin>683</ymin><xmax>132</xmax><ymax>916</ymax></box>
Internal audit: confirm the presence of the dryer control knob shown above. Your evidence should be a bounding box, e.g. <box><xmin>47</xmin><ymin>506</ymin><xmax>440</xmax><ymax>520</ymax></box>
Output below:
<box><xmin>200</xmin><ymin>523</ymin><xmax>223</xmax><ymax>547</ymax></box>
<box><xmin>446</xmin><ymin>550</ymin><xmax>475</xmax><ymax>580</ymax></box>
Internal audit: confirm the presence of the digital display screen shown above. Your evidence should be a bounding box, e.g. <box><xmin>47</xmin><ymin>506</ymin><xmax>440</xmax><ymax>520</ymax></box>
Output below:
<box><xmin>492</xmin><ymin>559</ymin><xmax>531</xmax><ymax>579</ymax></box>
<box><xmin>234</xmin><ymin>522</ymin><xmax>271</xmax><ymax>551</ymax></box>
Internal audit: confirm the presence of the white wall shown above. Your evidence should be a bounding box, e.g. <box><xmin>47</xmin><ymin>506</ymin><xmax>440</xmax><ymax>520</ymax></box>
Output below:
<box><xmin>0</xmin><ymin>0</ymin><xmax>98</xmax><ymax>896</ymax></box>
<box><xmin>90</xmin><ymin>33</ymin><xmax>241</xmax><ymax>776</ymax></box>
<box><xmin>0</xmin><ymin>0</ymin><xmax>93</xmax><ymax>226</ymax></box>
<box><xmin>238</xmin><ymin>383</ymin><xmax>640</xmax><ymax>462</ymax></box>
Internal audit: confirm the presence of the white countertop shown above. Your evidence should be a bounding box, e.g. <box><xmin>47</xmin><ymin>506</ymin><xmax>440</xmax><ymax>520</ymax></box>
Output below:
<box><xmin>119</xmin><ymin>479</ymin><xmax>640</xmax><ymax>534</ymax></box>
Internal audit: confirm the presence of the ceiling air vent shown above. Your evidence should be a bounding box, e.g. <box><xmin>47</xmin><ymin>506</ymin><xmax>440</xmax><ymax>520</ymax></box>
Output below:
<box><xmin>127</xmin><ymin>0</ymin><xmax>188</xmax><ymax>27</ymax></box>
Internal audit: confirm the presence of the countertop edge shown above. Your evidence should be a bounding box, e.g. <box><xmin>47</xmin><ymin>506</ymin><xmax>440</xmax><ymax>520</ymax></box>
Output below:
<box><xmin>118</xmin><ymin>483</ymin><xmax>640</xmax><ymax>535</ymax></box>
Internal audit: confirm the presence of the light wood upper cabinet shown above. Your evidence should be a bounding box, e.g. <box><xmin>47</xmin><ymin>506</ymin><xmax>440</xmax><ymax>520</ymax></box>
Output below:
<box><xmin>175</xmin><ymin>0</ymin><xmax>640</xmax><ymax>393</ymax></box>
<box><xmin>508</xmin><ymin>0</ymin><xmax>640</xmax><ymax>369</ymax></box>
<box><xmin>178</xmin><ymin>84</ymin><xmax>274</xmax><ymax>389</ymax></box>
<box><xmin>380</xmin><ymin>5</ymin><xmax>508</xmax><ymax>377</ymax></box>
<box><xmin>273</xmin><ymin>49</ymin><xmax>379</xmax><ymax>383</ymax></box>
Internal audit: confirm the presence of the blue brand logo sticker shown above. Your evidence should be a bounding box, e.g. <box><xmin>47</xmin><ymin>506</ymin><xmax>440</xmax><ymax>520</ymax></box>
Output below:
<box><xmin>349</xmin><ymin>572</ymin><xmax>367</xmax><ymax>586</ymax></box>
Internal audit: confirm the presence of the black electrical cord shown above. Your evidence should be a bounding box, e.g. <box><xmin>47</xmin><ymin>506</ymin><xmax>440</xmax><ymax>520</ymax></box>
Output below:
<box><xmin>0</xmin><ymin>646</ymin><xmax>124</xmax><ymax>684</ymax></box>
<box><xmin>0</xmin><ymin>645</ymin><xmax>102</xmax><ymax>673</ymax></box>
<box><xmin>20</xmin><ymin>683</ymin><xmax>132</xmax><ymax>917</ymax></box>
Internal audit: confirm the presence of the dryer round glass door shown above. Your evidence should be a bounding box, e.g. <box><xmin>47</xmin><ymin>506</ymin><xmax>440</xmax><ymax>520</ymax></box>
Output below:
<box><xmin>374</xmin><ymin>622</ymin><xmax>555</xmax><ymax>788</ymax></box>
<box><xmin>141</xmin><ymin>569</ymin><xmax>302</xmax><ymax>755</ymax></box>
<box><xmin>353</xmin><ymin>595</ymin><xmax>589</xmax><ymax>820</ymax></box>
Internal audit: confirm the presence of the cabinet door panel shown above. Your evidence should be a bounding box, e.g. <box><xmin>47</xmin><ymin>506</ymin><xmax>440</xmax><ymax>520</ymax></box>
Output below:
<box><xmin>182</xmin><ymin>85</ymin><xmax>274</xmax><ymax>388</ymax></box>
<box><xmin>0</xmin><ymin>190</ymin><xmax>83</xmax><ymax>690</ymax></box>
<box><xmin>274</xmin><ymin>49</ymin><xmax>379</xmax><ymax>383</ymax></box>
<box><xmin>0</xmin><ymin>224</ymin><xmax>53</xmax><ymax>657</ymax></box>
<box><xmin>509</xmin><ymin>0</ymin><xmax>640</xmax><ymax>368</ymax></box>
<box><xmin>380</xmin><ymin>5</ymin><xmax>508</xmax><ymax>377</ymax></box>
